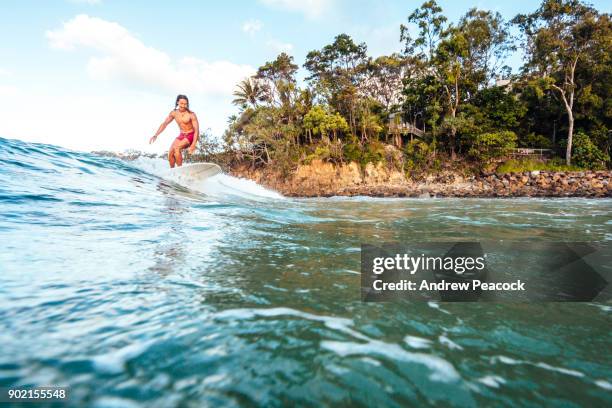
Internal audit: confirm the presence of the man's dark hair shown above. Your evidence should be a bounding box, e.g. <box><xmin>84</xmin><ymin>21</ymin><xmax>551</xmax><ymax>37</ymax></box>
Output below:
<box><xmin>175</xmin><ymin>94</ymin><xmax>191</xmax><ymax>112</ymax></box>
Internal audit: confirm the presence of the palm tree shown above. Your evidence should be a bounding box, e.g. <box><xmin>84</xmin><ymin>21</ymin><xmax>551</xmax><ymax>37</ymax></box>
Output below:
<box><xmin>232</xmin><ymin>77</ymin><xmax>264</xmax><ymax>110</ymax></box>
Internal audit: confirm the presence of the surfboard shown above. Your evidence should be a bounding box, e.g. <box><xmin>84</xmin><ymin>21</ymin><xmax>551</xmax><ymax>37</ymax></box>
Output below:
<box><xmin>171</xmin><ymin>162</ymin><xmax>222</xmax><ymax>179</ymax></box>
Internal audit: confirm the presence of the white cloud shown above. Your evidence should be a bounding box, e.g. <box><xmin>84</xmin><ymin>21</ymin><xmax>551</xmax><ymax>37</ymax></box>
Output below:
<box><xmin>266</xmin><ymin>39</ymin><xmax>294</xmax><ymax>53</ymax></box>
<box><xmin>352</xmin><ymin>24</ymin><xmax>402</xmax><ymax>57</ymax></box>
<box><xmin>242</xmin><ymin>19</ymin><xmax>263</xmax><ymax>36</ymax></box>
<box><xmin>46</xmin><ymin>15</ymin><xmax>254</xmax><ymax>97</ymax></box>
<box><xmin>0</xmin><ymin>15</ymin><xmax>258</xmax><ymax>153</ymax></box>
<box><xmin>259</xmin><ymin>0</ymin><xmax>332</xmax><ymax>18</ymax></box>
<box><xmin>0</xmin><ymin>85</ymin><xmax>236</xmax><ymax>153</ymax></box>
<box><xmin>0</xmin><ymin>84</ymin><xmax>19</xmax><ymax>97</ymax></box>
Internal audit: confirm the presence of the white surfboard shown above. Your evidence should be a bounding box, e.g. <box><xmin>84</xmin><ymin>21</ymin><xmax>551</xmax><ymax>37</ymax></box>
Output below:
<box><xmin>171</xmin><ymin>162</ymin><xmax>222</xmax><ymax>179</ymax></box>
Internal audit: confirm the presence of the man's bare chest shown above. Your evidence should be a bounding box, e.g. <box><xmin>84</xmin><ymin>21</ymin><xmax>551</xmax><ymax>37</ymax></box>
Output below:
<box><xmin>175</xmin><ymin>112</ymin><xmax>191</xmax><ymax>125</ymax></box>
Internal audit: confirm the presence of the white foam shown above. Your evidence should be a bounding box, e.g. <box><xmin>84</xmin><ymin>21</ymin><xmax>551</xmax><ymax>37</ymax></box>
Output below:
<box><xmin>92</xmin><ymin>340</ymin><xmax>155</xmax><ymax>374</ymax></box>
<box><xmin>327</xmin><ymin>364</ymin><xmax>351</xmax><ymax>375</ymax></box>
<box><xmin>92</xmin><ymin>397</ymin><xmax>142</xmax><ymax>408</ymax></box>
<box><xmin>214</xmin><ymin>307</ymin><xmax>355</xmax><ymax>333</ymax></box>
<box><xmin>131</xmin><ymin>157</ymin><xmax>284</xmax><ymax>201</ymax></box>
<box><xmin>321</xmin><ymin>340</ymin><xmax>460</xmax><ymax>383</ymax></box>
<box><xmin>496</xmin><ymin>355</ymin><xmax>522</xmax><ymax>365</ymax></box>
<box><xmin>360</xmin><ymin>357</ymin><xmax>382</xmax><ymax>366</ymax></box>
<box><xmin>404</xmin><ymin>335</ymin><xmax>432</xmax><ymax>349</ymax></box>
<box><xmin>535</xmin><ymin>362</ymin><xmax>584</xmax><ymax>378</ymax></box>
<box><xmin>589</xmin><ymin>304</ymin><xmax>611</xmax><ymax>313</ymax></box>
<box><xmin>215</xmin><ymin>306</ymin><xmax>460</xmax><ymax>383</ymax></box>
<box><xmin>493</xmin><ymin>355</ymin><xmax>585</xmax><ymax>378</ymax></box>
<box><xmin>204</xmin><ymin>173</ymin><xmax>284</xmax><ymax>200</ymax></box>
<box><xmin>477</xmin><ymin>375</ymin><xmax>506</xmax><ymax>388</ymax></box>
<box><xmin>439</xmin><ymin>334</ymin><xmax>464</xmax><ymax>350</ymax></box>
<box><xmin>427</xmin><ymin>301</ymin><xmax>451</xmax><ymax>315</ymax></box>
<box><xmin>595</xmin><ymin>379</ymin><xmax>612</xmax><ymax>390</ymax></box>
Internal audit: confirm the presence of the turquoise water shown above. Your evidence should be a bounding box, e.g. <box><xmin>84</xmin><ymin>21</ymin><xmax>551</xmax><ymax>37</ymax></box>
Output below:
<box><xmin>0</xmin><ymin>136</ymin><xmax>611</xmax><ymax>407</ymax></box>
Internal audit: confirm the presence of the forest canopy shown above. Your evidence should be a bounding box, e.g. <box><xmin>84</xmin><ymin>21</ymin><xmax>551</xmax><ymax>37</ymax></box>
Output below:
<box><xmin>222</xmin><ymin>0</ymin><xmax>611</xmax><ymax>174</ymax></box>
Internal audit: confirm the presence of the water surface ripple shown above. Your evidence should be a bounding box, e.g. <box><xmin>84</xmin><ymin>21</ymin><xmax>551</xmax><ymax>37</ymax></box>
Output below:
<box><xmin>0</xmin><ymin>137</ymin><xmax>611</xmax><ymax>407</ymax></box>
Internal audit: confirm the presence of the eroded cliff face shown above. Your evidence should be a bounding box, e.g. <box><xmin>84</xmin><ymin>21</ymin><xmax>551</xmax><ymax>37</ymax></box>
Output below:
<box><xmin>230</xmin><ymin>160</ymin><xmax>405</xmax><ymax>196</ymax></box>
<box><xmin>229</xmin><ymin>159</ymin><xmax>611</xmax><ymax>198</ymax></box>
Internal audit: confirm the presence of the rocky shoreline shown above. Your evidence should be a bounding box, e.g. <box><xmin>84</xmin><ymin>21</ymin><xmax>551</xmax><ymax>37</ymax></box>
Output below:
<box><xmin>230</xmin><ymin>160</ymin><xmax>611</xmax><ymax>198</ymax></box>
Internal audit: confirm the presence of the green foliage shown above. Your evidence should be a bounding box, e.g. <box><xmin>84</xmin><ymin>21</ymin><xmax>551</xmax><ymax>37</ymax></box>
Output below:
<box><xmin>365</xmin><ymin>54</ymin><xmax>406</xmax><ymax>111</ymax></box>
<box><xmin>223</xmin><ymin>0</ymin><xmax>611</xmax><ymax>174</ymax></box>
<box><xmin>583</xmin><ymin>124</ymin><xmax>610</xmax><ymax>157</ymax></box>
<box><xmin>304</xmin><ymin>140</ymin><xmax>345</xmax><ymax>164</ymax></box>
<box><xmin>358</xmin><ymin>109</ymin><xmax>383</xmax><ymax>140</ymax></box>
<box><xmin>304</xmin><ymin>146</ymin><xmax>331</xmax><ymax>164</ymax></box>
<box><xmin>256</xmin><ymin>52</ymin><xmax>298</xmax><ymax>83</ymax></box>
<box><xmin>304</xmin><ymin>34</ymin><xmax>368</xmax><ymax>136</ymax></box>
<box><xmin>472</xmin><ymin>87</ymin><xmax>526</xmax><ymax>131</ymax></box>
<box><xmin>513</xmin><ymin>0</ymin><xmax>611</xmax><ymax>164</ymax></box>
<box><xmin>270</xmin><ymin>140</ymin><xmax>301</xmax><ymax>177</ymax></box>
<box><xmin>342</xmin><ymin>135</ymin><xmax>363</xmax><ymax>163</ymax></box>
<box><xmin>232</xmin><ymin>78</ymin><xmax>265</xmax><ymax>110</ymax></box>
<box><xmin>401</xmin><ymin>0</ymin><xmax>447</xmax><ymax>57</ymax></box>
<box><xmin>519</xmin><ymin>132</ymin><xmax>552</xmax><ymax>148</ymax></box>
<box><xmin>303</xmin><ymin>105</ymin><xmax>349</xmax><ymax>140</ymax></box>
<box><xmin>560</xmin><ymin>132</ymin><xmax>609</xmax><ymax>169</ymax></box>
<box><xmin>445</xmin><ymin>111</ymin><xmax>482</xmax><ymax>145</ymax></box>
<box><xmin>187</xmin><ymin>129</ymin><xmax>225</xmax><ymax>164</ymax></box>
<box><xmin>400</xmin><ymin>1</ymin><xmax>514</xmax><ymax>156</ymax></box>
<box><xmin>467</xmin><ymin>131</ymin><xmax>517</xmax><ymax>162</ymax></box>
<box><xmin>404</xmin><ymin>139</ymin><xmax>431</xmax><ymax>170</ymax></box>
<box><xmin>361</xmin><ymin>141</ymin><xmax>386</xmax><ymax>166</ymax></box>
<box><xmin>496</xmin><ymin>158</ymin><xmax>583</xmax><ymax>173</ymax></box>
<box><xmin>303</xmin><ymin>106</ymin><xmax>326</xmax><ymax>136</ymax></box>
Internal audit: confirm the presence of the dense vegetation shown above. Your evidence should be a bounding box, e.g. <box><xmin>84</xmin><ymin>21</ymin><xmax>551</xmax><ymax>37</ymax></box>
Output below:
<box><xmin>220</xmin><ymin>0</ymin><xmax>610</xmax><ymax>175</ymax></box>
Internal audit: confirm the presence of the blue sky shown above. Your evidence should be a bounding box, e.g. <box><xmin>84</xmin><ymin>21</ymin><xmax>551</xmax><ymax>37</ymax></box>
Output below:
<box><xmin>0</xmin><ymin>0</ymin><xmax>609</xmax><ymax>153</ymax></box>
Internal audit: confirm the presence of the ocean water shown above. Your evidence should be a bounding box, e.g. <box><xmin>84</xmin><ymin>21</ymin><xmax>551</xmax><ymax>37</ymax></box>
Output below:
<box><xmin>0</xmin><ymin>136</ymin><xmax>611</xmax><ymax>407</ymax></box>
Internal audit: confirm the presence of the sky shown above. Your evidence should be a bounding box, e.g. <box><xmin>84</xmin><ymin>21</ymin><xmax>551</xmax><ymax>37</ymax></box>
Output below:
<box><xmin>0</xmin><ymin>0</ymin><xmax>609</xmax><ymax>154</ymax></box>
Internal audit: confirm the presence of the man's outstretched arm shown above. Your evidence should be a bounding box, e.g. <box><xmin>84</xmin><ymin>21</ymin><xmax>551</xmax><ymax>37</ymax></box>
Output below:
<box><xmin>150</xmin><ymin>112</ymin><xmax>174</xmax><ymax>144</ymax></box>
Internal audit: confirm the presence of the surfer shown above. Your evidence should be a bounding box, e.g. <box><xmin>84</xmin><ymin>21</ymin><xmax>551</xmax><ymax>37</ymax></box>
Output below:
<box><xmin>149</xmin><ymin>94</ymin><xmax>199</xmax><ymax>168</ymax></box>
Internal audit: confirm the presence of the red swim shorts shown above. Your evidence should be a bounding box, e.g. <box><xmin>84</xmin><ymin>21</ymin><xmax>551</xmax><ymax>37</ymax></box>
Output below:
<box><xmin>176</xmin><ymin>131</ymin><xmax>195</xmax><ymax>144</ymax></box>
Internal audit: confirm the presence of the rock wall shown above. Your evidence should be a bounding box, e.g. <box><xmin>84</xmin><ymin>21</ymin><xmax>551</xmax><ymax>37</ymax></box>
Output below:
<box><xmin>230</xmin><ymin>160</ymin><xmax>611</xmax><ymax>198</ymax></box>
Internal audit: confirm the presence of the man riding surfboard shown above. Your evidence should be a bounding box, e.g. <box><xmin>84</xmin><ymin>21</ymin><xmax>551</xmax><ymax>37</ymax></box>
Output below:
<box><xmin>149</xmin><ymin>94</ymin><xmax>199</xmax><ymax>168</ymax></box>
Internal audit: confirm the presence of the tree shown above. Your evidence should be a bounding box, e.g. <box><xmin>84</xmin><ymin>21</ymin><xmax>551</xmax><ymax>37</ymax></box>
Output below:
<box><xmin>222</xmin><ymin>1</ymin><xmax>610</xmax><ymax>173</ymax></box>
<box><xmin>467</xmin><ymin>131</ymin><xmax>517</xmax><ymax>163</ymax></box>
<box><xmin>513</xmin><ymin>0</ymin><xmax>609</xmax><ymax>164</ymax></box>
<box><xmin>304</xmin><ymin>34</ymin><xmax>368</xmax><ymax>136</ymax></box>
<box><xmin>400</xmin><ymin>0</ymin><xmax>447</xmax><ymax>59</ymax></box>
<box><xmin>401</xmin><ymin>2</ymin><xmax>512</xmax><ymax>159</ymax></box>
<box><xmin>363</xmin><ymin>54</ymin><xmax>407</xmax><ymax>113</ymax></box>
<box><xmin>232</xmin><ymin>77</ymin><xmax>265</xmax><ymax>110</ymax></box>
<box><xmin>458</xmin><ymin>8</ymin><xmax>514</xmax><ymax>88</ymax></box>
<box><xmin>471</xmin><ymin>86</ymin><xmax>527</xmax><ymax>131</ymax></box>
<box><xmin>303</xmin><ymin>105</ymin><xmax>349</xmax><ymax>143</ymax></box>
<box><xmin>562</xmin><ymin>131</ymin><xmax>609</xmax><ymax>169</ymax></box>
<box><xmin>256</xmin><ymin>52</ymin><xmax>299</xmax><ymax>108</ymax></box>
<box><xmin>435</xmin><ymin>9</ymin><xmax>511</xmax><ymax>158</ymax></box>
<box><xmin>400</xmin><ymin>1</ymin><xmax>448</xmax><ymax>155</ymax></box>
